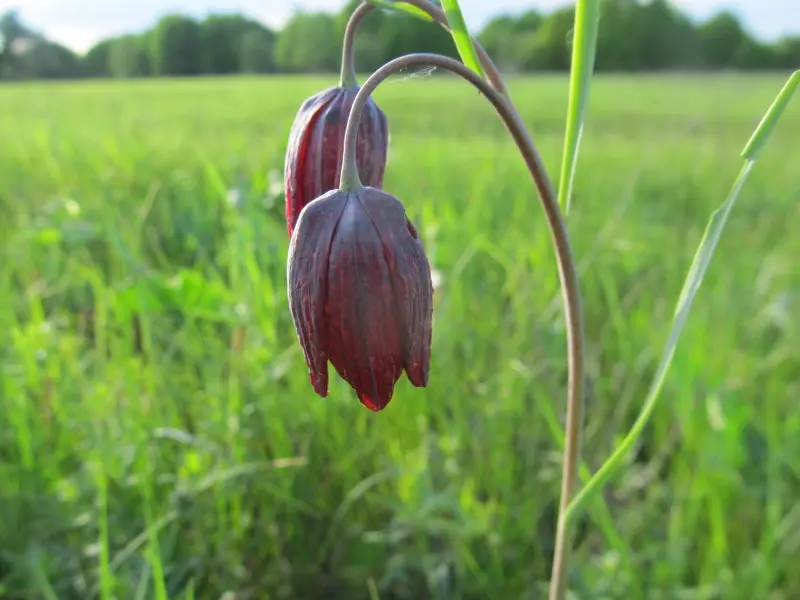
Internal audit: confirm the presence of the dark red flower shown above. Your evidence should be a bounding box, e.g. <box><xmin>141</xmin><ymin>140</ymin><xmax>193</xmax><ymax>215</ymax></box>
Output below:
<box><xmin>284</xmin><ymin>86</ymin><xmax>389</xmax><ymax>238</ymax></box>
<box><xmin>287</xmin><ymin>186</ymin><xmax>433</xmax><ymax>411</ymax></box>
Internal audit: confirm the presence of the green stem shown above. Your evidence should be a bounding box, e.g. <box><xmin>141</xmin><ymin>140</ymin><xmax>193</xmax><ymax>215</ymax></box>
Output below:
<box><xmin>567</xmin><ymin>68</ymin><xmax>800</xmax><ymax>526</ymax></box>
<box><xmin>340</xmin><ymin>2</ymin><xmax>374</xmax><ymax>87</ymax></box>
<box><xmin>440</xmin><ymin>0</ymin><xmax>485</xmax><ymax>78</ymax></box>
<box><xmin>556</xmin><ymin>0</ymin><xmax>600</xmax><ymax>216</ymax></box>
<box><xmin>339</xmin><ymin>53</ymin><xmax>585</xmax><ymax>600</ymax></box>
<box><xmin>741</xmin><ymin>70</ymin><xmax>799</xmax><ymax>161</ymax></box>
<box><xmin>395</xmin><ymin>0</ymin><xmax>509</xmax><ymax>97</ymax></box>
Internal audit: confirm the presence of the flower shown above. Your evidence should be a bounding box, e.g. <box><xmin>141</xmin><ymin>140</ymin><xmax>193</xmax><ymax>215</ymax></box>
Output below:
<box><xmin>287</xmin><ymin>186</ymin><xmax>433</xmax><ymax>411</ymax></box>
<box><xmin>284</xmin><ymin>86</ymin><xmax>389</xmax><ymax>238</ymax></box>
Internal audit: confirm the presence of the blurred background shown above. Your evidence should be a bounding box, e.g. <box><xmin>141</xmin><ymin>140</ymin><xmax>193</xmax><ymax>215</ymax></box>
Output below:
<box><xmin>1</xmin><ymin>1</ymin><xmax>798</xmax><ymax>599</ymax></box>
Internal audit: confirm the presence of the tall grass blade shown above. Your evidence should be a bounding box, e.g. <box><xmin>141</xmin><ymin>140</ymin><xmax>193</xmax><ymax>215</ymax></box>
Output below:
<box><xmin>565</xmin><ymin>71</ymin><xmax>800</xmax><ymax>523</ymax></box>
<box><xmin>557</xmin><ymin>0</ymin><xmax>600</xmax><ymax>215</ymax></box>
<box><xmin>439</xmin><ymin>0</ymin><xmax>485</xmax><ymax>77</ymax></box>
<box><xmin>742</xmin><ymin>70</ymin><xmax>799</xmax><ymax>160</ymax></box>
<box><xmin>366</xmin><ymin>0</ymin><xmax>433</xmax><ymax>21</ymax></box>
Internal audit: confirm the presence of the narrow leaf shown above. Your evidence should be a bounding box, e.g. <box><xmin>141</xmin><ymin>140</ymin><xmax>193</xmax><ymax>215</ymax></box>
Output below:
<box><xmin>557</xmin><ymin>0</ymin><xmax>600</xmax><ymax>215</ymax></box>
<box><xmin>439</xmin><ymin>0</ymin><xmax>485</xmax><ymax>77</ymax></box>
<box><xmin>742</xmin><ymin>70</ymin><xmax>799</xmax><ymax>161</ymax></box>
<box><xmin>566</xmin><ymin>72</ymin><xmax>800</xmax><ymax>522</ymax></box>
<box><xmin>366</xmin><ymin>0</ymin><xmax>433</xmax><ymax>21</ymax></box>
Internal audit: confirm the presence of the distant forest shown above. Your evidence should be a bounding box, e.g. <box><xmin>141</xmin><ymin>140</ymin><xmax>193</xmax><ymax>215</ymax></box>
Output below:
<box><xmin>0</xmin><ymin>0</ymin><xmax>798</xmax><ymax>81</ymax></box>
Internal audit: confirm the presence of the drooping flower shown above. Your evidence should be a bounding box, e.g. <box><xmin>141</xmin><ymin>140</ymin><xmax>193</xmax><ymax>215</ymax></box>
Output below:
<box><xmin>283</xmin><ymin>86</ymin><xmax>388</xmax><ymax>237</ymax></box>
<box><xmin>286</xmin><ymin>186</ymin><xmax>433</xmax><ymax>411</ymax></box>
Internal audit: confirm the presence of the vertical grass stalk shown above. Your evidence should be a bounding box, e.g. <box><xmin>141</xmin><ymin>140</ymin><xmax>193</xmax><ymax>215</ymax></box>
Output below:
<box><xmin>546</xmin><ymin>3</ymin><xmax>601</xmax><ymax>597</ymax></box>
<box><xmin>557</xmin><ymin>0</ymin><xmax>601</xmax><ymax>216</ymax></box>
<box><xmin>438</xmin><ymin>0</ymin><xmax>485</xmax><ymax>77</ymax></box>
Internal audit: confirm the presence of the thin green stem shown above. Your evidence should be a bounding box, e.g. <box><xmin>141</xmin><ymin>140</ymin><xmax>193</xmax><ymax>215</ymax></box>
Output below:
<box><xmin>366</xmin><ymin>0</ymin><xmax>433</xmax><ymax>21</ymax></box>
<box><xmin>339</xmin><ymin>53</ymin><xmax>585</xmax><ymax>600</ymax></box>
<box><xmin>439</xmin><ymin>0</ymin><xmax>485</xmax><ymax>77</ymax></box>
<box><xmin>566</xmin><ymin>159</ymin><xmax>751</xmax><ymax>521</ymax></box>
<box><xmin>741</xmin><ymin>70</ymin><xmax>799</xmax><ymax>161</ymax></box>
<box><xmin>395</xmin><ymin>0</ymin><xmax>509</xmax><ymax>97</ymax></box>
<box><xmin>556</xmin><ymin>0</ymin><xmax>600</xmax><ymax>216</ymax></box>
<box><xmin>340</xmin><ymin>2</ymin><xmax>374</xmax><ymax>87</ymax></box>
<box><xmin>566</xmin><ymin>70</ymin><xmax>800</xmax><ymax>525</ymax></box>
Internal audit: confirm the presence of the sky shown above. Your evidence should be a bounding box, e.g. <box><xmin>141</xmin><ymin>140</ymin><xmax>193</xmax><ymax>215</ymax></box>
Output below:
<box><xmin>2</xmin><ymin>0</ymin><xmax>797</xmax><ymax>55</ymax></box>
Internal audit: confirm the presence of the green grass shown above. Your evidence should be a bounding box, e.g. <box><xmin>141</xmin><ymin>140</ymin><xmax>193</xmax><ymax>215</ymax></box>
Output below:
<box><xmin>1</xmin><ymin>73</ymin><xmax>799</xmax><ymax>600</ymax></box>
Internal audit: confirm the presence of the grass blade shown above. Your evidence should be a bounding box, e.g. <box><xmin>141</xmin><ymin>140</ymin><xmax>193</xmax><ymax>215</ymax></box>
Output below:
<box><xmin>565</xmin><ymin>71</ymin><xmax>800</xmax><ymax>523</ymax></box>
<box><xmin>366</xmin><ymin>0</ymin><xmax>433</xmax><ymax>21</ymax></box>
<box><xmin>439</xmin><ymin>0</ymin><xmax>485</xmax><ymax>77</ymax></box>
<box><xmin>742</xmin><ymin>70</ymin><xmax>799</xmax><ymax>160</ymax></box>
<box><xmin>557</xmin><ymin>0</ymin><xmax>600</xmax><ymax>215</ymax></box>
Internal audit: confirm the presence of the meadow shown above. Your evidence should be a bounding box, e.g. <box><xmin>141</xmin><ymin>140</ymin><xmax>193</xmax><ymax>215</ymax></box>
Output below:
<box><xmin>1</xmin><ymin>72</ymin><xmax>799</xmax><ymax>600</ymax></box>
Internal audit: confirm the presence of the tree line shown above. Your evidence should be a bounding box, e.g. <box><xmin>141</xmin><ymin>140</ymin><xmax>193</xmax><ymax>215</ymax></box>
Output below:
<box><xmin>1</xmin><ymin>0</ymin><xmax>798</xmax><ymax>81</ymax></box>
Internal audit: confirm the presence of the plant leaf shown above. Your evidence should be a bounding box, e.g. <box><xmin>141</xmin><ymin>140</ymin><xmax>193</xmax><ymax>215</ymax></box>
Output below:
<box><xmin>557</xmin><ymin>0</ymin><xmax>601</xmax><ymax>215</ymax></box>
<box><xmin>566</xmin><ymin>70</ymin><xmax>800</xmax><ymax>523</ymax></box>
<box><xmin>439</xmin><ymin>0</ymin><xmax>485</xmax><ymax>77</ymax></box>
<box><xmin>742</xmin><ymin>70</ymin><xmax>799</xmax><ymax>160</ymax></box>
<box><xmin>366</xmin><ymin>0</ymin><xmax>433</xmax><ymax>21</ymax></box>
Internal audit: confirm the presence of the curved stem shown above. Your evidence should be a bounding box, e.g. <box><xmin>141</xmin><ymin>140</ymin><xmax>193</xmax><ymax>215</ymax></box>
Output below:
<box><xmin>361</xmin><ymin>0</ymin><xmax>509</xmax><ymax>98</ymax></box>
<box><xmin>340</xmin><ymin>53</ymin><xmax>585</xmax><ymax>600</ymax></box>
<box><xmin>340</xmin><ymin>1</ymin><xmax>374</xmax><ymax>87</ymax></box>
<box><xmin>341</xmin><ymin>1</ymin><xmax>508</xmax><ymax>98</ymax></box>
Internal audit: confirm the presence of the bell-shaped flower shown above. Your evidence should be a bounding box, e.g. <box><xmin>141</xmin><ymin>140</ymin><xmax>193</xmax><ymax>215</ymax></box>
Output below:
<box><xmin>287</xmin><ymin>187</ymin><xmax>433</xmax><ymax>411</ymax></box>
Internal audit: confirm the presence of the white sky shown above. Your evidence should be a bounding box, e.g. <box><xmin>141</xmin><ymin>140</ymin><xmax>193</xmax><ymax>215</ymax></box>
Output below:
<box><xmin>1</xmin><ymin>0</ymin><xmax>797</xmax><ymax>54</ymax></box>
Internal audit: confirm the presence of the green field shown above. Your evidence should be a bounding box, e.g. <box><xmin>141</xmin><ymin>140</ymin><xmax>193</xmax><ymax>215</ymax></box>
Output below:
<box><xmin>1</xmin><ymin>73</ymin><xmax>799</xmax><ymax>599</ymax></box>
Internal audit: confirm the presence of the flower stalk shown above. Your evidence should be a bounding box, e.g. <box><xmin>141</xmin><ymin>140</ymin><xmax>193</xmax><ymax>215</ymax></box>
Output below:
<box><xmin>290</xmin><ymin>2</ymin><xmax>587</xmax><ymax>596</ymax></box>
<box><xmin>338</xmin><ymin>52</ymin><xmax>585</xmax><ymax>599</ymax></box>
<box><xmin>339</xmin><ymin>1</ymin><xmax>373</xmax><ymax>87</ymax></box>
<box><xmin>391</xmin><ymin>0</ymin><xmax>509</xmax><ymax>97</ymax></box>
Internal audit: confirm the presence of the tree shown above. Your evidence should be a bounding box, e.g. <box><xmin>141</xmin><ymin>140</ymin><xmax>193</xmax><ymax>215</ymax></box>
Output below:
<box><xmin>83</xmin><ymin>39</ymin><xmax>112</xmax><ymax>77</ymax></box>
<box><xmin>239</xmin><ymin>28</ymin><xmax>276</xmax><ymax>73</ymax></box>
<box><xmin>0</xmin><ymin>9</ymin><xmax>38</xmax><ymax>79</ymax></box>
<box><xmin>0</xmin><ymin>3</ymin><xmax>796</xmax><ymax>80</ymax></box>
<box><xmin>772</xmin><ymin>37</ymin><xmax>800</xmax><ymax>69</ymax></box>
<box><xmin>520</xmin><ymin>6</ymin><xmax>575</xmax><ymax>71</ymax></box>
<box><xmin>637</xmin><ymin>0</ymin><xmax>699</xmax><ymax>69</ymax></box>
<box><xmin>274</xmin><ymin>11</ymin><xmax>340</xmax><ymax>73</ymax></box>
<box><xmin>108</xmin><ymin>35</ymin><xmax>151</xmax><ymax>78</ymax></box>
<box><xmin>0</xmin><ymin>10</ymin><xmax>80</xmax><ymax>80</ymax></box>
<box><xmin>149</xmin><ymin>14</ymin><xmax>202</xmax><ymax>76</ymax></box>
<box><xmin>698</xmin><ymin>11</ymin><xmax>749</xmax><ymax>68</ymax></box>
<box><xmin>478</xmin><ymin>12</ymin><xmax>544</xmax><ymax>71</ymax></box>
<box><xmin>16</xmin><ymin>39</ymin><xmax>80</xmax><ymax>79</ymax></box>
<box><xmin>595</xmin><ymin>0</ymin><xmax>646</xmax><ymax>70</ymax></box>
<box><xmin>200</xmin><ymin>14</ymin><xmax>273</xmax><ymax>74</ymax></box>
<box><xmin>733</xmin><ymin>39</ymin><xmax>777</xmax><ymax>70</ymax></box>
<box><xmin>375</xmin><ymin>11</ymin><xmax>458</xmax><ymax>65</ymax></box>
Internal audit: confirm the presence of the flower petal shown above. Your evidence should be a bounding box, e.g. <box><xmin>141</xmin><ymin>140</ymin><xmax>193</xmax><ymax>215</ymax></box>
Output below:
<box><xmin>355</xmin><ymin>188</ymin><xmax>433</xmax><ymax>388</ymax></box>
<box><xmin>287</xmin><ymin>189</ymin><xmax>348</xmax><ymax>397</ymax></box>
<box><xmin>284</xmin><ymin>86</ymin><xmax>339</xmax><ymax>236</ymax></box>
<box><xmin>305</xmin><ymin>89</ymin><xmax>389</xmax><ymax>201</ymax></box>
<box><xmin>325</xmin><ymin>193</ymin><xmax>404</xmax><ymax>410</ymax></box>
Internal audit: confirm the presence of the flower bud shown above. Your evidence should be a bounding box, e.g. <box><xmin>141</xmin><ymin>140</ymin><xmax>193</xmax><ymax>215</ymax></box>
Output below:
<box><xmin>284</xmin><ymin>86</ymin><xmax>388</xmax><ymax>237</ymax></box>
<box><xmin>287</xmin><ymin>186</ymin><xmax>433</xmax><ymax>411</ymax></box>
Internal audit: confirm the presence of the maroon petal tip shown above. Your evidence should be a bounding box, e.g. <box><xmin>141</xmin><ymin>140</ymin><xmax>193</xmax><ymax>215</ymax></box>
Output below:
<box><xmin>405</xmin><ymin>360</ymin><xmax>429</xmax><ymax>389</ymax></box>
<box><xmin>357</xmin><ymin>391</ymin><xmax>388</xmax><ymax>412</ymax></box>
<box><xmin>309</xmin><ymin>370</ymin><xmax>329</xmax><ymax>397</ymax></box>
